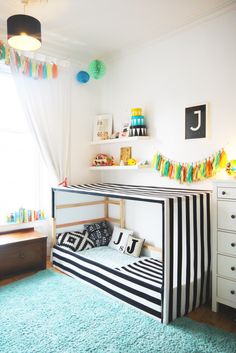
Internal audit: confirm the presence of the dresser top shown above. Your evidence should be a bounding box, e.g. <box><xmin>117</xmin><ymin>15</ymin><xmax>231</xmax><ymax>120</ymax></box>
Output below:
<box><xmin>213</xmin><ymin>178</ymin><xmax>236</xmax><ymax>186</ymax></box>
<box><xmin>0</xmin><ymin>229</ymin><xmax>47</xmax><ymax>246</ymax></box>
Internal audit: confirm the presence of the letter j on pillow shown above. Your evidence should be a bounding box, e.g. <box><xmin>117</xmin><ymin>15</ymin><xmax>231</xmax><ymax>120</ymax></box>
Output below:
<box><xmin>108</xmin><ymin>227</ymin><xmax>133</xmax><ymax>252</ymax></box>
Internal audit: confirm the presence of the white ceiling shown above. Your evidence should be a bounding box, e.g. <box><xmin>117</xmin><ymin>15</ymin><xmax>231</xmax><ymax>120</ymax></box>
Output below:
<box><xmin>0</xmin><ymin>0</ymin><xmax>235</xmax><ymax>61</ymax></box>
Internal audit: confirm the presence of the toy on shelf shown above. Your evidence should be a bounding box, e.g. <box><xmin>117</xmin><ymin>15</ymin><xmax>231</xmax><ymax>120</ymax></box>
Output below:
<box><xmin>92</xmin><ymin>153</ymin><xmax>114</xmax><ymax>167</ymax></box>
<box><xmin>6</xmin><ymin>207</ymin><xmax>45</xmax><ymax>224</ymax></box>
<box><xmin>226</xmin><ymin>160</ymin><xmax>236</xmax><ymax>177</ymax></box>
<box><xmin>138</xmin><ymin>160</ymin><xmax>150</xmax><ymax>167</ymax></box>
<box><xmin>129</xmin><ymin>107</ymin><xmax>147</xmax><ymax>137</ymax></box>
<box><xmin>127</xmin><ymin>158</ymin><xmax>137</xmax><ymax>166</ymax></box>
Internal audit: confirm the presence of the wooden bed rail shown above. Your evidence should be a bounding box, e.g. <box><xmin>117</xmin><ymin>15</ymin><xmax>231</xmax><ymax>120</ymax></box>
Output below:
<box><xmin>143</xmin><ymin>243</ymin><xmax>162</xmax><ymax>255</ymax></box>
<box><xmin>52</xmin><ymin>197</ymin><xmax>125</xmax><ymax>245</ymax></box>
<box><xmin>52</xmin><ymin>197</ymin><xmax>161</xmax><ymax>256</ymax></box>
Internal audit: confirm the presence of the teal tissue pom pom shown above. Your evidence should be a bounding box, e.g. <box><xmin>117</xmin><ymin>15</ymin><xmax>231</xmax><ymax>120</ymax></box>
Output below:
<box><xmin>88</xmin><ymin>60</ymin><xmax>106</xmax><ymax>80</ymax></box>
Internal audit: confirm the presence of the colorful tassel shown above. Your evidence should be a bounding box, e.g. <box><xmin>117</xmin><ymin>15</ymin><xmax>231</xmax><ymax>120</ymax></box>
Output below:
<box><xmin>160</xmin><ymin>159</ymin><xmax>165</xmax><ymax>176</ymax></box>
<box><xmin>168</xmin><ymin>162</ymin><xmax>174</xmax><ymax>178</ymax></box>
<box><xmin>47</xmin><ymin>63</ymin><xmax>52</xmax><ymax>79</ymax></box>
<box><xmin>220</xmin><ymin>149</ymin><xmax>227</xmax><ymax>168</ymax></box>
<box><xmin>152</xmin><ymin>154</ymin><xmax>157</xmax><ymax>168</ymax></box>
<box><xmin>176</xmin><ymin>164</ymin><xmax>182</xmax><ymax>180</ymax></box>
<box><xmin>215</xmin><ymin>151</ymin><xmax>221</xmax><ymax>169</ymax></box>
<box><xmin>43</xmin><ymin>63</ymin><xmax>47</xmax><ymax>78</ymax></box>
<box><xmin>156</xmin><ymin>154</ymin><xmax>162</xmax><ymax>170</ymax></box>
<box><xmin>29</xmin><ymin>60</ymin><xmax>33</xmax><ymax>77</ymax></box>
<box><xmin>206</xmin><ymin>159</ymin><xmax>212</xmax><ymax>178</ymax></box>
<box><xmin>163</xmin><ymin>160</ymin><xmax>170</xmax><ymax>176</ymax></box>
<box><xmin>186</xmin><ymin>164</ymin><xmax>193</xmax><ymax>183</ymax></box>
<box><xmin>52</xmin><ymin>63</ymin><xmax>58</xmax><ymax>78</ymax></box>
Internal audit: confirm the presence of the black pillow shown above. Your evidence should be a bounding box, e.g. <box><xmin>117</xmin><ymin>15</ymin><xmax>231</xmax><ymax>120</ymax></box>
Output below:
<box><xmin>57</xmin><ymin>231</ymin><xmax>95</xmax><ymax>252</ymax></box>
<box><xmin>84</xmin><ymin>221</ymin><xmax>112</xmax><ymax>247</ymax></box>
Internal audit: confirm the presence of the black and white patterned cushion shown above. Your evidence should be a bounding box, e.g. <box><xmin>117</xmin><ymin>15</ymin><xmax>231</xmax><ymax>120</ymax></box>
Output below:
<box><xmin>58</xmin><ymin>231</ymin><xmax>95</xmax><ymax>252</ymax></box>
<box><xmin>84</xmin><ymin>221</ymin><xmax>112</xmax><ymax>247</ymax></box>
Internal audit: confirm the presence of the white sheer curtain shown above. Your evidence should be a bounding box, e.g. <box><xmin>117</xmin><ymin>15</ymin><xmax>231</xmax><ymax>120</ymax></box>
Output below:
<box><xmin>10</xmin><ymin>53</ymin><xmax>71</xmax><ymax>184</ymax></box>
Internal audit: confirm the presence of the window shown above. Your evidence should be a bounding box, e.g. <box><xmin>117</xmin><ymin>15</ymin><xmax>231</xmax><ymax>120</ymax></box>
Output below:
<box><xmin>0</xmin><ymin>65</ymin><xmax>53</xmax><ymax>226</ymax></box>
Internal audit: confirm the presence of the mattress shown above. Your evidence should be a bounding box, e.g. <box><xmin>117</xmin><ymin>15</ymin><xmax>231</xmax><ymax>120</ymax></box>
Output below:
<box><xmin>53</xmin><ymin>245</ymin><xmax>163</xmax><ymax>320</ymax></box>
<box><xmin>75</xmin><ymin>246</ymin><xmax>151</xmax><ymax>268</ymax></box>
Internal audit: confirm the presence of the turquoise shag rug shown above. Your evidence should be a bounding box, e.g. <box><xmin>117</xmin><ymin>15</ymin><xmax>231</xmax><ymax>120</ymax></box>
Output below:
<box><xmin>0</xmin><ymin>270</ymin><xmax>235</xmax><ymax>353</ymax></box>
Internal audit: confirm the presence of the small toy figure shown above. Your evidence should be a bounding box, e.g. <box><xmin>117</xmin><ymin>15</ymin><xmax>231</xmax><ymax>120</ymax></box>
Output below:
<box><xmin>226</xmin><ymin>160</ymin><xmax>236</xmax><ymax>177</ymax></box>
<box><xmin>127</xmin><ymin>158</ymin><xmax>137</xmax><ymax>166</ymax></box>
<box><xmin>92</xmin><ymin>153</ymin><xmax>114</xmax><ymax>166</ymax></box>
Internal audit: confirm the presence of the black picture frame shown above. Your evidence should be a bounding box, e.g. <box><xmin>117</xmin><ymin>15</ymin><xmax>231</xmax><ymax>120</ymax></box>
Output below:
<box><xmin>185</xmin><ymin>104</ymin><xmax>207</xmax><ymax>140</ymax></box>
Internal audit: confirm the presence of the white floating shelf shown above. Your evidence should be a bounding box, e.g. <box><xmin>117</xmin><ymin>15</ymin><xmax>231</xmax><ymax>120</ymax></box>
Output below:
<box><xmin>90</xmin><ymin>165</ymin><xmax>151</xmax><ymax>171</ymax></box>
<box><xmin>91</xmin><ymin>136</ymin><xmax>150</xmax><ymax>145</ymax></box>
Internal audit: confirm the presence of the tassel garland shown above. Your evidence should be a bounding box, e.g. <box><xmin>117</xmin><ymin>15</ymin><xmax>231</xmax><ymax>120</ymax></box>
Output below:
<box><xmin>13</xmin><ymin>51</ymin><xmax>58</xmax><ymax>80</ymax></box>
<box><xmin>0</xmin><ymin>41</ymin><xmax>58</xmax><ymax>80</ymax></box>
<box><xmin>152</xmin><ymin>149</ymin><xmax>227</xmax><ymax>183</ymax></box>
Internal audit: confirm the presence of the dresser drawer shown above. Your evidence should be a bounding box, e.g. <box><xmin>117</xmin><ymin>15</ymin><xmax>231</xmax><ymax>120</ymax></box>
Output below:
<box><xmin>218</xmin><ymin>187</ymin><xmax>236</xmax><ymax>200</ymax></box>
<box><xmin>217</xmin><ymin>277</ymin><xmax>236</xmax><ymax>304</ymax></box>
<box><xmin>218</xmin><ymin>231</ymin><xmax>236</xmax><ymax>256</ymax></box>
<box><xmin>218</xmin><ymin>201</ymin><xmax>236</xmax><ymax>231</ymax></box>
<box><xmin>217</xmin><ymin>254</ymin><xmax>236</xmax><ymax>280</ymax></box>
<box><xmin>0</xmin><ymin>240</ymin><xmax>46</xmax><ymax>277</ymax></box>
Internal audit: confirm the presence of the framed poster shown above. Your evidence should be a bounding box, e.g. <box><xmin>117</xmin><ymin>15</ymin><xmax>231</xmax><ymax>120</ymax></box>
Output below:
<box><xmin>93</xmin><ymin>114</ymin><xmax>112</xmax><ymax>141</ymax></box>
<box><xmin>120</xmin><ymin>147</ymin><xmax>132</xmax><ymax>165</ymax></box>
<box><xmin>185</xmin><ymin>104</ymin><xmax>207</xmax><ymax>140</ymax></box>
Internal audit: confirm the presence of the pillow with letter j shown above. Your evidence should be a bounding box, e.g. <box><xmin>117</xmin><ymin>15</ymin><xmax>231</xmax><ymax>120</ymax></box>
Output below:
<box><xmin>108</xmin><ymin>226</ymin><xmax>133</xmax><ymax>253</ymax></box>
<box><xmin>124</xmin><ymin>235</ymin><xmax>145</xmax><ymax>257</ymax></box>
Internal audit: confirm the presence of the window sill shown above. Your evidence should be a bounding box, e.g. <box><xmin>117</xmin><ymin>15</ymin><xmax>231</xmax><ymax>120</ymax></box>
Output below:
<box><xmin>0</xmin><ymin>219</ymin><xmax>48</xmax><ymax>234</ymax></box>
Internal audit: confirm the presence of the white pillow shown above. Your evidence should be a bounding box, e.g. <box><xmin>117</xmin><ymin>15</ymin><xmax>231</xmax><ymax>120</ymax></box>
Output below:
<box><xmin>108</xmin><ymin>226</ymin><xmax>133</xmax><ymax>252</ymax></box>
<box><xmin>124</xmin><ymin>235</ymin><xmax>145</xmax><ymax>257</ymax></box>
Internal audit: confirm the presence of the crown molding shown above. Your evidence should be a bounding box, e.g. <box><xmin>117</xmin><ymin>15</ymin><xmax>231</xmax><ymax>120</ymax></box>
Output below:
<box><xmin>101</xmin><ymin>1</ymin><xmax>236</xmax><ymax>63</ymax></box>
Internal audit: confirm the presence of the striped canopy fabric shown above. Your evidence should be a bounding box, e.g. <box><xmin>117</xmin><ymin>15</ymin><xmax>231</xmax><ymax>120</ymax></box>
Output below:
<box><xmin>52</xmin><ymin>183</ymin><xmax>211</xmax><ymax>324</ymax></box>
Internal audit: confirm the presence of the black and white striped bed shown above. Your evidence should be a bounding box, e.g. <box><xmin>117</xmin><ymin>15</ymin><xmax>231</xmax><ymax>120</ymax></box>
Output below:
<box><xmin>53</xmin><ymin>246</ymin><xmax>163</xmax><ymax>320</ymax></box>
<box><xmin>52</xmin><ymin>183</ymin><xmax>211</xmax><ymax>324</ymax></box>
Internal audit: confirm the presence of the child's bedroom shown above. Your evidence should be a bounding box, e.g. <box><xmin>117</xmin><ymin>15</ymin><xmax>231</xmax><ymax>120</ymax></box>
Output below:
<box><xmin>0</xmin><ymin>1</ymin><xmax>236</xmax><ymax>352</ymax></box>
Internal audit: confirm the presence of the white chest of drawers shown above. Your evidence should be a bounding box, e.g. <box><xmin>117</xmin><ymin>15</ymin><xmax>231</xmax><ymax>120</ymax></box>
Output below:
<box><xmin>212</xmin><ymin>181</ymin><xmax>236</xmax><ymax>311</ymax></box>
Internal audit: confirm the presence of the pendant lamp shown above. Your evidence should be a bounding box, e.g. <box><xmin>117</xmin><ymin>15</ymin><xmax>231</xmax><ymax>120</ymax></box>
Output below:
<box><xmin>7</xmin><ymin>13</ymin><xmax>41</xmax><ymax>51</ymax></box>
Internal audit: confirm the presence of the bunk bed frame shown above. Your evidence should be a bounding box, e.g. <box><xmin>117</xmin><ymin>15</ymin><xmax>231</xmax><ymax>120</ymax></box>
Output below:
<box><xmin>51</xmin><ymin>183</ymin><xmax>211</xmax><ymax>324</ymax></box>
<box><xmin>52</xmin><ymin>196</ymin><xmax>162</xmax><ymax>255</ymax></box>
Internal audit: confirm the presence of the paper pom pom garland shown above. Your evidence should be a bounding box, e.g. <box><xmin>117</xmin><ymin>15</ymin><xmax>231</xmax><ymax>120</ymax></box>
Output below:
<box><xmin>152</xmin><ymin>148</ymin><xmax>227</xmax><ymax>183</ymax></box>
<box><xmin>88</xmin><ymin>59</ymin><xmax>106</xmax><ymax>80</ymax></box>
<box><xmin>76</xmin><ymin>70</ymin><xmax>90</xmax><ymax>83</ymax></box>
<box><xmin>76</xmin><ymin>60</ymin><xmax>106</xmax><ymax>84</ymax></box>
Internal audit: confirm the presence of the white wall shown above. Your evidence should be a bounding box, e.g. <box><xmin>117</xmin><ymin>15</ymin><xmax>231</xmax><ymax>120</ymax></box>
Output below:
<box><xmin>97</xmin><ymin>8</ymin><xmax>236</xmax><ymax>190</ymax></box>
<box><xmin>70</xmin><ymin>64</ymin><xmax>101</xmax><ymax>184</ymax></box>
<box><xmin>70</xmin><ymin>9</ymin><xmax>236</xmax><ymax>249</ymax></box>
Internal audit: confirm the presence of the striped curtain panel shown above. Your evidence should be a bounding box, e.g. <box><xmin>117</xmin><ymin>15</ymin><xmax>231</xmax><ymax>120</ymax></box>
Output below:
<box><xmin>163</xmin><ymin>193</ymin><xmax>211</xmax><ymax>324</ymax></box>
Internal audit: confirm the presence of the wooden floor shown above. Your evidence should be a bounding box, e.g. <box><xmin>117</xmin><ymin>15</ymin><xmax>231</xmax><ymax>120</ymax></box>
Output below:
<box><xmin>1</xmin><ymin>262</ymin><xmax>236</xmax><ymax>334</ymax></box>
